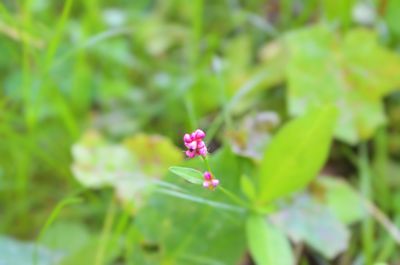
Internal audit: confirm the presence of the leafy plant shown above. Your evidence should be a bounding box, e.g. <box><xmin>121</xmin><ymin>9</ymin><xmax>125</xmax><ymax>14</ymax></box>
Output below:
<box><xmin>169</xmin><ymin>106</ymin><xmax>338</xmax><ymax>264</ymax></box>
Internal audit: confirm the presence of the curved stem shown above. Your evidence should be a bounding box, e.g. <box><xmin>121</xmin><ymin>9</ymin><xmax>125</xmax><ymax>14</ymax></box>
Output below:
<box><xmin>218</xmin><ymin>186</ymin><xmax>251</xmax><ymax>210</ymax></box>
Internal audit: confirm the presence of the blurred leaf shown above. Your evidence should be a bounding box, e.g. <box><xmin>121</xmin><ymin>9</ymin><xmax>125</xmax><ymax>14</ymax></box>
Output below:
<box><xmin>322</xmin><ymin>0</ymin><xmax>356</xmax><ymax>28</ymax></box>
<box><xmin>257</xmin><ymin>106</ymin><xmax>337</xmax><ymax>204</ymax></box>
<box><xmin>385</xmin><ymin>0</ymin><xmax>400</xmax><ymax>37</ymax></box>
<box><xmin>71</xmin><ymin>130</ymin><xmax>136</xmax><ymax>188</ymax></box>
<box><xmin>41</xmin><ymin>221</ymin><xmax>92</xmax><ymax>255</ymax></box>
<box><xmin>0</xmin><ymin>236</ymin><xmax>63</xmax><ymax>265</ymax></box>
<box><xmin>227</xmin><ymin>111</ymin><xmax>280</xmax><ymax>161</ymax></box>
<box><xmin>286</xmin><ymin>26</ymin><xmax>400</xmax><ymax>144</ymax></box>
<box><xmin>169</xmin><ymin>166</ymin><xmax>204</xmax><ymax>185</ymax></box>
<box><xmin>124</xmin><ymin>133</ymin><xmax>182</xmax><ymax>178</ymax></box>
<box><xmin>246</xmin><ymin>215</ymin><xmax>294</xmax><ymax>265</ymax></box>
<box><xmin>59</xmin><ymin>235</ymin><xmax>120</xmax><ymax>265</ymax></box>
<box><xmin>314</xmin><ymin>177</ymin><xmax>366</xmax><ymax>225</ymax></box>
<box><xmin>270</xmin><ymin>194</ymin><xmax>350</xmax><ymax>259</ymax></box>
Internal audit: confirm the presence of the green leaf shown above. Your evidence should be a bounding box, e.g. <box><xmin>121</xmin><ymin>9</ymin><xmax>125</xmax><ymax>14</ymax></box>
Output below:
<box><xmin>385</xmin><ymin>0</ymin><xmax>400</xmax><ymax>37</ymax></box>
<box><xmin>322</xmin><ymin>0</ymin><xmax>356</xmax><ymax>28</ymax></box>
<box><xmin>286</xmin><ymin>26</ymin><xmax>400</xmax><ymax>144</ymax></box>
<box><xmin>240</xmin><ymin>175</ymin><xmax>256</xmax><ymax>201</ymax></box>
<box><xmin>257</xmin><ymin>106</ymin><xmax>337</xmax><ymax>203</ymax></box>
<box><xmin>246</xmin><ymin>215</ymin><xmax>294</xmax><ymax>265</ymax></box>
<box><xmin>169</xmin><ymin>166</ymin><xmax>204</xmax><ymax>185</ymax></box>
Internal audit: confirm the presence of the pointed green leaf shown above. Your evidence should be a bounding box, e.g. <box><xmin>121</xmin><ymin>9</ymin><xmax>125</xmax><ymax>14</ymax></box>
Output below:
<box><xmin>169</xmin><ymin>166</ymin><xmax>203</xmax><ymax>185</ymax></box>
<box><xmin>241</xmin><ymin>175</ymin><xmax>256</xmax><ymax>201</ymax></box>
<box><xmin>257</xmin><ymin>106</ymin><xmax>337</xmax><ymax>203</ymax></box>
<box><xmin>246</xmin><ymin>215</ymin><xmax>294</xmax><ymax>265</ymax></box>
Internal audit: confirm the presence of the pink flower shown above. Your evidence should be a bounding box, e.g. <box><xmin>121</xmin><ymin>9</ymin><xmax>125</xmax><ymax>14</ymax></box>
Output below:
<box><xmin>202</xmin><ymin>171</ymin><xmax>219</xmax><ymax>190</ymax></box>
<box><xmin>183</xmin><ymin>129</ymin><xmax>208</xmax><ymax>158</ymax></box>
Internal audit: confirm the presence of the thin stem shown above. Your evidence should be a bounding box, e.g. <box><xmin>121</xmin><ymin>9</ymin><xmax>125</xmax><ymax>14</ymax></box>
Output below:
<box><xmin>95</xmin><ymin>195</ymin><xmax>117</xmax><ymax>265</ymax></box>
<box><xmin>217</xmin><ymin>186</ymin><xmax>251</xmax><ymax>210</ymax></box>
<box><xmin>202</xmin><ymin>156</ymin><xmax>251</xmax><ymax>210</ymax></box>
<box><xmin>202</xmin><ymin>156</ymin><xmax>212</xmax><ymax>173</ymax></box>
<box><xmin>33</xmin><ymin>196</ymin><xmax>82</xmax><ymax>265</ymax></box>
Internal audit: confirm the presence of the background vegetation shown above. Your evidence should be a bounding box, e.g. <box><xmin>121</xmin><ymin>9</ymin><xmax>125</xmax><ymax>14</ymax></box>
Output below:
<box><xmin>1</xmin><ymin>0</ymin><xmax>400</xmax><ymax>264</ymax></box>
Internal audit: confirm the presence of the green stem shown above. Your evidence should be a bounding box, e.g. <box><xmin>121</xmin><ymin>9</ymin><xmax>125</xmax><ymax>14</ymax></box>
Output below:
<box><xmin>202</xmin><ymin>157</ymin><xmax>251</xmax><ymax>210</ymax></box>
<box><xmin>33</xmin><ymin>196</ymin><xmax>83</xmax><ymax>265</ymax></box>
<box><xmin>95</xmin><ymin>195</ymin><xmax>117</xmax><ymax>265</ymax></box>
<box><xmin>218</xmin><ymin>186</ymin><xmax>251</xmax><ymax>210</ymax></box>
<box><xmin>358</xmin><ymin>143</ymin><xmax>375</xmax><ymax>265</ymax></box>
<box><xmin>202</xmin><ymin>156</ymin><xmax>212</xmax><ymax>173</ymax></box>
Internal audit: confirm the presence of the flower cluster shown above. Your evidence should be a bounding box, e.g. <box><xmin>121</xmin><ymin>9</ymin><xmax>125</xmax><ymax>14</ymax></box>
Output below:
<box><xmin>183</xmin><ymin>129</ymin><xmax>208</xmax><ymax>158</ymax></box>
<box><xmin>202</xmin><ymin>171</ymin><xmax>219</xmax><ymax>190</ymax></box>
<box><xmin>183</xmin><ymin>129</ymin><xmax>219</xmax><ymax>190</ymax></box>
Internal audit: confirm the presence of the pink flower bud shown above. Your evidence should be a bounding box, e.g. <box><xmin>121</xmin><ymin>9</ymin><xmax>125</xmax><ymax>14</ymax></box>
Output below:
<box><xmin>185</xmin><ymin>141</ymin><xmax>197</xmax><ymax>150</ymax></box>
<box><xmin>203</xmin><ymin>181</ymin><xmax>210</xmax><ymax>188</ymax></box>
<box><xmin>194</xmin><ymin>129</ymin><xmax>206</xmax><ymax>140</ymax></box>
<box><xmin>183</xmin><ymin>129</ymin><xmax>208</xmax><ymax>159</ymax></box>
<box><xmin>211</xmin><ymin>179</ymin><xmax>219</xmax><ymax>187</ymax></box>
<box><xmin>198</xmin><ymin>146</ymin><xmax>208</xmax><ymax>156</ymax></box>
<box><xmin>203</xmin><ymin>171</ymin><xmax>212</xmax><ymax>180</ymax></box>
<box><xmin>183</xmin><ymin>134</ymin><xmax>192</xmax><ymax>143</ymax></box>
<box><xmin>197</xmin><ymin>141</ymin><xmax>205</xmax><ymax>148</ymax></box>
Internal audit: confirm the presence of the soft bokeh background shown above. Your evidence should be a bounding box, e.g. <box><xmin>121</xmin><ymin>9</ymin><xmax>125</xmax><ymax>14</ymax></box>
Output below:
<box><xmin>1</xmin><ymin>0</ymin><xmax>400</xmax><ymax>264</ymax></box>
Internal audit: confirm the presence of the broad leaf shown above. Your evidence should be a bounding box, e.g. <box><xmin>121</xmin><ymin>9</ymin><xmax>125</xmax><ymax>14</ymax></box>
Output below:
<box><xmin>169</xmin><ymin>166</ymin><xmax>204</xmax><ymax>185</ymax></box>
<box><xmin>246</xmin><ymin>215</ymin><xmax>294</xmax><ymax>265</ymax></box>
<box><xmin>257</xmin><ymin>106</ymin><xmax>337</xmax><ymax>203</ymax></box>
<box><xmin>285</xmin><ymin>26</ymin><xmax>400</xmax><ymax>144</ymax></box>
<box><xmin>270</xmin><ymin>194</ymin><xmax>350</xmax><ymax>259</ymax></box>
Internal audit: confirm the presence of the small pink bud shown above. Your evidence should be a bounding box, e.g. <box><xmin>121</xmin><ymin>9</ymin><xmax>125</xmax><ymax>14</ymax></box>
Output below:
<box><xmin>194</xmin><ymin>129</ymin><xmax>206</xmax><ymax>140</ymax></box>
<box><xmin>203</xmin><ymin>171</ymin><xmax>212</xmax><ymax>180</ymax></box>
<box><xmin>203</xmin><ymin>181</ymin><xmax>210</xmax><ymax>188</ymax></box>
<box><xmin>198</xmin><ymin>146</ymin><xmax>208</xmax><ymax>156</ymax></box>
<box><xmin>183</xmin><ymin>129</ymin><xmax>208</xmax><ymax>159</ymax></box>
<box><xmin>211</xmin><ymin>179</ymin><xmax>219</xmax><ymax>187</ymax></box>
<box><xmin>183</xmin><ymin>134</ymin><xmax>192</xmax><ymax>143</ymax></box>
<box><xmin>185</xmin><ymin>141</ymin><xmax>197</xmax><ymax>150</ymax></box>
<box><xmin>197</xmin><ymin>141</ymin><xmax>205</xmax><ymax>148</ymax></box>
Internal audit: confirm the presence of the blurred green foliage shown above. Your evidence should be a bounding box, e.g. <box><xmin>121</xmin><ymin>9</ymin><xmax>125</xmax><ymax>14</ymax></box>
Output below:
<box><xmin>0</xmin><ymin>0</ymin><xmax>400</xmax><ymax>264</ymax></box>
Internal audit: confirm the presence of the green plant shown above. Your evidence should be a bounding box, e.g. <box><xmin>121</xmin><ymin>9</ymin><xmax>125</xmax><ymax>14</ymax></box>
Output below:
<box><xmin>170</xmin><ymin>105</ymin><xmax>338</xmax><ymax>264</ymax></box>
